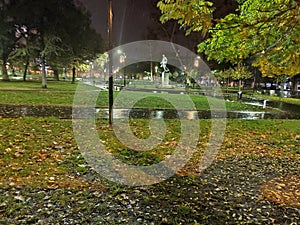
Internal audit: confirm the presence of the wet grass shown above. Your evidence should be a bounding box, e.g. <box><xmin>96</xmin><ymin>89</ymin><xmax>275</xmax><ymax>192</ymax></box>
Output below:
<box><xmin>0</xmin><ymin>117</ymin><xmax>299</xmax><ymax>223</ymax></box>
<box><xmin>0</xmin><ymin>81</ymin><xmax>269</xmax><ymax>112</ymax></box>
<box><xmin>0</xmin><ymin>80</ymin><xmax>78</xmax><ymax>106</ymax></box>
<box><xmin>0</xmin><ymin>80</ymin><xmax>78</xmax><ymax>91</ymax></box>
<box><xmin>0</xmin><ymin>117</ymin><xmax>104</xmax><ymax>190</ymax></box>
<box><xmin>248</xmin><ymin>93</ymin><xmax>300</xmax><ymax>105</ymax></box>
<box><xmin>0</xmin><ymin>81</ymin><xmax>299</xmax><ymax>223</ymax></box>
<box><xmin>0</xmin><ymin>117</ymin><xmax>299</xmax><ymax>187</ymax></box>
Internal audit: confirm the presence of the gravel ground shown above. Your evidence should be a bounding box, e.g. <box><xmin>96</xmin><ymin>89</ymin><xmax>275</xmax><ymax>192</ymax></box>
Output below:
<box><xmin>1</xmin><ymin>157</ymin><xmax>299</xmax><ymax>225</ymax></box>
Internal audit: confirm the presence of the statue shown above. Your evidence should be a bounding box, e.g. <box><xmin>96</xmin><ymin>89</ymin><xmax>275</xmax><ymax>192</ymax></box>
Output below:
<box><xmin>160</xmin><ymin>54</ymin><xmax>169</xmax><ymax>86</ymax></box>
<box><xmin>160</xmin><ymin>54</ymin><xmax>169</xmax><ymax>73</ymax></box>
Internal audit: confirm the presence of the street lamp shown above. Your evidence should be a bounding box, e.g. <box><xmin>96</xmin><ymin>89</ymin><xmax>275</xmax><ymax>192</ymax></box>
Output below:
<box><xmin>155</xmin><ymin>66</ymin><xmax>158</xmax><ymax>81</ymax></box>
<box><xmin>89</xmin><ymin>61</ymin><xmax>94</xmax><ymax>81</ymax></box>
<box><xmin>194</xmin><ymin>56</ymin><xmax>201</xmax><ymax>68</ymax></box>
<box><xmin>108</xmin><ymin>0</ymin><xmax>113</xmax><ymax>125</ymax></box>
<box><xmin>118</xmin><ymin>51</ymin><xmax>126</xmax><ymax>87</ymax></box>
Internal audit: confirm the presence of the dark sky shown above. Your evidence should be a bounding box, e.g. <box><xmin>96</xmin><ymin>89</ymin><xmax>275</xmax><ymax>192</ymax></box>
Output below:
<box><xmin>79</xmin><ymin>0</ymin><xmax>154</xmax><ymax>45</ymax></box>
<box><xmin>79</xmin><ymin>0</ymin><xmax>238</xmax><ymax>50</ymax></box>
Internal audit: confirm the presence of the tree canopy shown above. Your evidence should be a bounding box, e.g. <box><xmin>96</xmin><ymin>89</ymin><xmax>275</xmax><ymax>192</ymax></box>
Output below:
<box><xmin>158</xmin><ymin>0</ymin><xmax>300</xmax><ymax>78</ymax></box>
<box><xmin>0</xmin><ymin>0</ymin><xmax>18</xmax><ymax>81</ymax></box>
<box><xmin>0</xmin><ymin>0</ymin><xmax>104</xmax><ymax>86</ymax></box>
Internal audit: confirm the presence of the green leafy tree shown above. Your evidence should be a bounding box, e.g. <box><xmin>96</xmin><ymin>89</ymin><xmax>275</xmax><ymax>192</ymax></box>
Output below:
<box><xmin>0</xmin><ymin>0</ymin><xmax>18</xmax><ymax>81</ymax></box>
<box><xmin>157</xmin><ymin>0</ymin><xmax>214</xmax><ymax>36</ymax></box>
<box><xmin>212</xmin><ymin>69</ymin><xmax>231</xmax><ymax>88</ymax></box>
<box><xmin>9</xmin><ymin>25</ymin><xmax>41</xmax><ymax>81</ymax></box>
<box><xmin>158</xmin><ymin>0</ymin><xmax>300</xmax><ymax>79</ymax></box>
<box><xmin>213</xmin><ymin>64</ymin><xmax>253</xmax><ymax>91</ymax></box>
<box><xmin>12</xmin><ymin>0</ymin><xmax>103</xmax><ymax>88</ymax></box>
<box><xmin>230</xmin><ymin>64</ymin><xmax>253</xmax><ymax>91</ymax></box>
<box><xmin>9</xmin><ymin>0</ymin><xmax>70</xmax><ymax>87</ymax></box>
<box><xmin>45</xmin><ymin>4</ymin><xmax>103</xmax><ymax>82</ymax></box>
<box><xmin>94</xmin><ymin>52</ymin><xmax>109</xmax><ymax>81</ymax></box>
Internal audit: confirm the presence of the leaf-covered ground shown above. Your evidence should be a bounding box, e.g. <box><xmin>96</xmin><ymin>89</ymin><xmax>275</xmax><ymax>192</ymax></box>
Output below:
<box><xmin>0</xmin><ymin>117</ymin><xmax>299</xmax><ymax>224</ymax></box>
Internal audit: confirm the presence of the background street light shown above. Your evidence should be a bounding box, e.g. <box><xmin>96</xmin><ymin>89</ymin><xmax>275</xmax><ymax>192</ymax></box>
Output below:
<box><xmin>118</xmin><ymin>51</ymin><xmax>126</xmax><ymax>87</ymax></box>
<box><xmin>155</xmin><ymin>65</ymin><xmax>158</xmax><ymax>81</ymax></box>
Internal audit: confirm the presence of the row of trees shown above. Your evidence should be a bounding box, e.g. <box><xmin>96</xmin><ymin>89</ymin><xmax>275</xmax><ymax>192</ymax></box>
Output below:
<box><xmin>0</xmin><ymin>0</ymin><xmax>104</xmax><ymax>87</ymax></box>
<box><xmin>157</xmin><ymin>0</ymin><xmax>300</xmax><ymax>93</ymax></box>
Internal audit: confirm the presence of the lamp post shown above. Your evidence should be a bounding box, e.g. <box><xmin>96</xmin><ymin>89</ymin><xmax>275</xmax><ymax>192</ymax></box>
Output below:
<box><xmin>108</xmin><ymin>0</ymin><xmax>113</xmax><ymax>125</ymax></box>
<box><xmin>89</xmin><ymin>61</ymin><xmax>94</xmax><ymax>81</ymax></box>
<box><xmin>119</xmin><ymin>52</ymin><xmax>126</xmax><ymax>87</ymax></box>
<box><xmin>155</xmin><ymin>66</ymin><xmax>158</xmax><ymax>82</ymax></box>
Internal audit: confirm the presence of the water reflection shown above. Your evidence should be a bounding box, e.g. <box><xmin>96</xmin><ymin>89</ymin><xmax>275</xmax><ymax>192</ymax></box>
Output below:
<box><xmin>151</xmin><ymin>110</ymin><xmax>164</xmax><ymax>119</ymax></box>
<box><xmin>227</xmin><ymin>111</ymin><xmax>266</xmax><ymax>120</ymax></box>
<box><xmin>181</xmin><ymin>111</ymin><xmax>198</xmax><ymax>120</ymax></box>
<box><xmin>1</xmin><ymin>104</ymin><xmax>299</xmax><ymax>120</ymax></box>
<box><xmin>0</xmin><ymin>104</ymin><xmax>72</xmax><ymax>118</ymax></box>
<box><xmin>96</xmin><ymin>109</ymin><xmax>202</xmax><ymax>120</ymax></box>
<box><xmin>95</xmin><ymin>108</ymin><xmax>300</xmax><ymax>120</ymax></box>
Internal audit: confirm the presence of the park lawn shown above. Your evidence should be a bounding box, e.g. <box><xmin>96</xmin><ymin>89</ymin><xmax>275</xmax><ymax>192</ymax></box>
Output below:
<box><xmin>0</xmin><ymin>80</ymin><xmax>78</xmax><ymax>106</ymax></box>
<box><xmin>0</xmin><ymin>117</ymin><xmax>105</xmax><ymax>190</ymax></box>
<box><xmin>249</xmin><ymin>93</ymin><xmax>300</xmax><ymax>105</ymax></box>
<box><xmin>0</xmin><ymin>117</ymin><xmax>299</xmax><ymax>223</ymax></box>
<box><xmin>0</xmin><ymin>81</ymin><xmax>268</xmax><ymax>111</ymax></box>
<box><xmin>0</xmin><ymin>117</ymin><xmax>298</xmax><ymax>187</ymax></box>
<box><xmin>0</xmin><ymin>80</ymin><xmax>78</xmax><ymax>91</ymax></box>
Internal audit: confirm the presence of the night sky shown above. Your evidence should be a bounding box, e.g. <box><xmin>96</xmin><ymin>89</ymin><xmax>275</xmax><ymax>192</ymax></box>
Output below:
<box><xmin>79</xmin><ymin>0</ymin><xmax>238</xmax><ymax>50</ymax></box>
<box><xmin>79</xmin><ymin>0</ymin><xmax>154</xmax><ymax>45</ymax></box>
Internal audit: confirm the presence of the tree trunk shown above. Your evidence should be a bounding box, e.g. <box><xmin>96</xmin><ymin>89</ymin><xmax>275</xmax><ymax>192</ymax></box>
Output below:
<box><xmin>71</xmin><ymin>67</ymin><xmax>76</xmax><ymax>84</ymax></box>
<box><xmin>291</xmin><ymin>75</ymin><xmax>300</xmax><ymax>95</ymax></box>
<box><xmin>1</xmin><ymin>55</ymin><xmax>9</xmax><ymax>81</ymax></box>
<box><xmin>252</xmin><ymin>76</ymin><xmax>256</xmax><ymax>93</ymax></box>
<box><xmin>53</xmin><ymin>68</ymin><xmax>59</xmax><ymax>81</ymax></box>
<box><xmin>23</xmin><ymin>61</ymin><xmax>29</xmax><ymax>81</ymax></box>
<box><xmin>238</xmin><ymin>79</ymin><xmax>242</xmax><ymax>91</ymax></box>
<box><xmin>41</xmin><ymin>57</ymin><xmax>47</xmax><ymax>88</ymax></box>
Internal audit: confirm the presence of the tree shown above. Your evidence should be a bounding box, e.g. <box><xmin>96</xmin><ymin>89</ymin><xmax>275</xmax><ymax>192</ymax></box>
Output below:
<box><xmin>9</xmin><ymin>25</ymin><xmax>40</xmax><ymax>81</ymax></box>
<box><xmin>230</xmin><ymin>64</ymin><xmax>253</xmax><ymax>91</ymax></box>
<box><xmin>93</xmin><ymin>52</ymin><xmax>109</xmax><ymax>81</ymax></box>
<box><xmin>46</xmin><ymin>1</ymin><xmax>103</xmax><ymax>82</ymax></box>
<box><xmin>213</xmin><ymin>69</ymin><xmax>232</xmax><ymax>91</ymax></box>
<box><xmin>11</xmin><ymin>0</ymin><xmax>103</xmax><ymax>87</ymax></box>
<box><xmin>157</xmin><ymin>0</ymin><xmax>300</xmax><ymax>78</ymax></box>
<box><xmin>0</xmin><ymin>0</ymin><xmax>18</xmax><ymax>81</ymax></box>
<box><xmin>157</xmin><ymin>0</ymin><xmax>214</xmax><ymax>36</ymax></box>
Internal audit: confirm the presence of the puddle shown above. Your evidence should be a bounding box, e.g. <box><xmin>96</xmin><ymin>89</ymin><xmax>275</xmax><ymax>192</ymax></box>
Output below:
<box><xmin>0</xmin><ymin>104</ymin><xmax>72</xmax><ymax>118</ymax></box>
<box><xmin>1</xmin><ymin>103</ymin><xmax>299</xmax><ymax>120</ymax></box>
<box><xmin>95</xmin><ymin>108</ymin><xmax>300</xmax><ymax>120</ymax></box>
